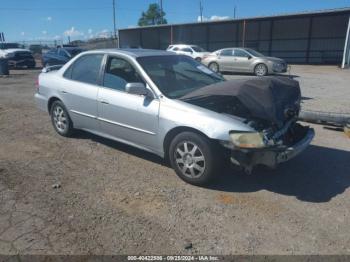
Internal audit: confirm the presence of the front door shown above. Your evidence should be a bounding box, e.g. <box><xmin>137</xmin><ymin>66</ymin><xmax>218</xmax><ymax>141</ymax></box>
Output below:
<box><xmin>232</xmin><ymin>49</ymin><xmax>252</xmax><ymax>72</ymax></box>
<box><xmin>97</xmin><ymin>56</ymin><xmax>160</xmax><ymax>152</ymax></box>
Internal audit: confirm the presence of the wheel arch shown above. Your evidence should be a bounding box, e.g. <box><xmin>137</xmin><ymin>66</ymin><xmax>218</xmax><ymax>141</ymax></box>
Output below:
<box><xmin>163</xmin><ymin>126</ymin><xmax>212</xmax><ymax>160</ymax></box>
<box><xmin>47</xmin><ymin>97</ymin><xmax>62</xmax><ymax>113</ymax></box>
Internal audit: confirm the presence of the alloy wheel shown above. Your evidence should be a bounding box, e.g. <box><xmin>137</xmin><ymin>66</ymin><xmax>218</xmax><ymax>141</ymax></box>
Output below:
<box><xmin>53</xmin><ymin>105</ymin><xmax>68</xmax><ymax>133</ymax></box>
<box><xmin>255</xmin><ymin>64</ymin><xmax>267</xmax><ymax>76</ymax></box>
<box><xmin>209</xmin><ymin>63</ymin><xmax>219</xmax><ymax>73</ymax></box>
<box><xmin>174</xmin><ymin>141</ymin><xmax>206</xmax><ymax>178</ymax></box>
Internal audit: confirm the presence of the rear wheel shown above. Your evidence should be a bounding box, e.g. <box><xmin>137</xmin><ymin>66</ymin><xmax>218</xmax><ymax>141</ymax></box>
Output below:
<box><xmin>208</xmin><ymin>62</ymin><xmax>219</xmax><ymax>73</ymax></box>
<box><xmin>195</xmin><ymin>57</ymin><xmax>202</xmax><ymax>62</ymax></box>
<box><xmin>50</xmin><ymin>100</ymin><xmax>74</xmax><ymax>137</ymax></box>
<box><xmin>254</xmin><ymin>63</ymin><xmax>268</xmax><ymax>76</ymax></box>
<box><xmin>169</xmin><ymin>132</ymin><xmax>220</xmax><ymax>185</ymax></box>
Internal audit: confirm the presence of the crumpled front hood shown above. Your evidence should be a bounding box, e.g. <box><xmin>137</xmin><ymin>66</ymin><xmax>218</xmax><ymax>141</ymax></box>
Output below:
<box><xmin>180</xmin><ymin>77</ymin><xmax>301</xmax><ymax>128</ymax></box>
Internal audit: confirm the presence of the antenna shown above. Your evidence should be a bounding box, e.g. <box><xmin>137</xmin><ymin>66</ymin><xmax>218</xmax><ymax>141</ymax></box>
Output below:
<box><xmin>160</xmin><ymin>0</ymin><xmax>164</xmax><ymax>24</ymax></box>
<box><xmin>112</xmin><ymin>0</ymin><xmax>117</xmax><ymax>38</ymax></box>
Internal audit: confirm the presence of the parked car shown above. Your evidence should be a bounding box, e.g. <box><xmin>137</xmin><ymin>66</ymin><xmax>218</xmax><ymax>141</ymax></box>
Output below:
<box><xmin>167</xmin><ymin>44</ymin><xmax>210</xmax><ymax>62</ymax></box>
<box><xmin>29</xmin><ymin>44</ymin><xmax>43</xmax><ymax>55</ymax></box>
<box><xmin>0</xmin><ymin>48</ymin><xmax>36</xmax><ymax>69</ymax></box>
<box><xmin>35</xmin><ymin>49</ymin><xmax>314</xmax><ymax>185</ymax></box>
<box><xmin>202</xmin><ymin>48</ymin><xmax>288</xmax><ymax>76</ymax></box>
<box><xmin>42</xmin><ymin>47</ymin><xmax>84</xmax><ymax>67</ymax></box>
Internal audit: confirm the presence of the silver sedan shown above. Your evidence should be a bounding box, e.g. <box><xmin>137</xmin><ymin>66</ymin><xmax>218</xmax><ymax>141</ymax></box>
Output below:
<box><xmin>35</xmin><ymin>49</ymin><xmax>313</xmax><ymax>185</ymax></box>
<box><xmin>202</xmin><ymin>48</ymin><xmax>288</xmax><ymax>76</ymax></box>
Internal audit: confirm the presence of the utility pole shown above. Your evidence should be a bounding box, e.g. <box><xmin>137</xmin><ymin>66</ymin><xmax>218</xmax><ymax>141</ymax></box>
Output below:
<box><xmin>234</xmin><ymin>5</ymin><xmax>237</xmax><ymax>19</ymax></box>
<box><xmin>160</xmin><ymin>0</ymin><xmax>164</xmax><ymax>24</ymax></box>
<box><xmin>199</xmin><ymin>0</ymin><xmax>203</xmax><ymax>22</ymax></box>
<box><xmin>112</xmin><ymin>0</ymin><xmax>117</xmax><ymax>39</ymax></box>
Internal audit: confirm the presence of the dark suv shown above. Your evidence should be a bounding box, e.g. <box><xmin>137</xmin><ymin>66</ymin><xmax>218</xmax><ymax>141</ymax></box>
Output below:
<box><xmin>42</xmin><ymin>47</ymin><xmax>84</xmax><ymax>67</ymax></box>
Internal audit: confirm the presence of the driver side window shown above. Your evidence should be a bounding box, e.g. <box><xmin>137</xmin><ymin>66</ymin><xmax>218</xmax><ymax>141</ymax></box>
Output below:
<box><xmin>103</xmin><ymin>57</ymin><xmax>143</xmax><ymax>92</ymax></box>
<box><xmin>233</xmin><ymin>49</ymin><xmax>250</xmax><ymax>58</ymax></box>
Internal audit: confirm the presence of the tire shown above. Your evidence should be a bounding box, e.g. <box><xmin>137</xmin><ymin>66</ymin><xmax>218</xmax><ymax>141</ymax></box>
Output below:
<box><xmin>195</xmin><ymin>57</ymin><xmax>202</xmax><ymax>62</ymax></box>
<box><xmin>208</xmin><ymin>62</ymin><xmax>219</xmax><ymax>73</ymax></box>
<box><xmin>50</xmin><ymin>100</ymin><xmax>74</xmax><ymax>137</ymax></box>
<box><xmin>168</xmin><ymin>131</ymin><xmax>220</xmax><ymax>185</ymax></box>
<box><xmin>254</xmin><ymin>63</ymin><xmax>268</xmax><ymax>76</ymax></box>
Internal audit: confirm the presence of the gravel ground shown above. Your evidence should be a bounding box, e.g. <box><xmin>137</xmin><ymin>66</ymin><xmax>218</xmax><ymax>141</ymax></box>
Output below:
<box><xmin>225</xmin><ymin>65</ymin><xmax>350</xmax><ymax>114</ymax></box>
<box><xmin>0</xmin><ymin>67</ymin><xmax>349</xmax><ymax>255</ymax></box>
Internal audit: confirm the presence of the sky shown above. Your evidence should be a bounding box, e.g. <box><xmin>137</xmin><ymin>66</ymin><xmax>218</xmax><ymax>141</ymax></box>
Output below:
<box><xmin>1</xmin><ymin>0</ymin><xmax>350</xmax><ymax>42</ymax></box>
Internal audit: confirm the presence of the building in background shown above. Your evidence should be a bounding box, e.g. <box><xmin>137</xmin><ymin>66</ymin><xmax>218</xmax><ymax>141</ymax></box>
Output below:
<box><xmin>119</xmin><ymin>8</ymin><xmax>350</xmax><ymax>65</ymax></box>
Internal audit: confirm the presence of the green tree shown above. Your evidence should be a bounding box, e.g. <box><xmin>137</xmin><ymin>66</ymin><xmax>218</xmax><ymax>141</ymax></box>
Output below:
<box><xmin>138</xmin><ymin>3</ymin><xmax>167</xmax><ymax>26</ymax></box>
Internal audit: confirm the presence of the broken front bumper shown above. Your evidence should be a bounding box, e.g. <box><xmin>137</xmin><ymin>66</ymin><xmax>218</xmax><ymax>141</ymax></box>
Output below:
<box><xmin>229</xmin><ymin>127</ymin><xmax>315</xmax><ymax>171</ymax></box>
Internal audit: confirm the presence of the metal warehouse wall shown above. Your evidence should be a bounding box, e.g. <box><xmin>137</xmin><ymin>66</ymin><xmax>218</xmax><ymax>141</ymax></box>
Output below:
<box><xmin>119</xmin><ymin>10</ymin><xmax>350</xmax><ymax>64</ymax></box>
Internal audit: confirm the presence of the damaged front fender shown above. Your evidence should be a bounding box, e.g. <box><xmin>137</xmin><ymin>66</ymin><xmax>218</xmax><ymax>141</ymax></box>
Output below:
<box><xmin>230</xmin><ymin>124</ymin><xmax>315</xmax><ymax>173</ymax></box>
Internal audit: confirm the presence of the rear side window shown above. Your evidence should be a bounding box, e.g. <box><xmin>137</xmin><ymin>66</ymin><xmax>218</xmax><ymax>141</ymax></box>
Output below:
<box><xmin>221</xmin><ymin>49</ymin><xmax>233</xmax><ymax>56</ymax></box>
<box><xmin>64</xmin><ymin>54</ymin><xmax>103</xmax><ymax>85</ymax></box>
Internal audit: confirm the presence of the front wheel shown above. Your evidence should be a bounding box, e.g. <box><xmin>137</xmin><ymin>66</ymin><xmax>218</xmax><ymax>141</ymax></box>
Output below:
<box><xmin>208</xmin><ymin>62</ymin><xmax>220</xmax><ymax>73</ymax></box>
<box><xmin>169</xmin><ymin>132</ymin><xmax>220</xmax><ymax>185</ymax></box>
<box><xmin>50</xmin><ymin>100</ymin><xmax>74</xmax><ymax>137</ymax></box>
<box><xmin>254</xmin><ymin>63</ymin><xmax>268</xmax><ymax>76</ymax></box>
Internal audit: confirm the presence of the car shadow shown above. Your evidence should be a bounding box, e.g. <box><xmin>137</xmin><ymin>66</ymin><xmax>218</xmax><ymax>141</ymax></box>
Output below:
<box><xmin>209</xmin><ymin>144</ymin><xmax>350</xmax><ymax>203</ymax></box>
<box><xmin>72</xmin><ymin>131</ymin><xmax>349</xmax><ymax>203</ymax></box>
<box><xmin>72</xmin><ymin>130</ymin><xmax>167</xmax><ymax>166</ymax></box>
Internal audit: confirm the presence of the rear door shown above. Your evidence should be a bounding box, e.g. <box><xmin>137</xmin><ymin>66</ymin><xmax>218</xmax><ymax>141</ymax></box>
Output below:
<box><xmin>218</xmin><ymin>49</ymin><xmax>234</xmax><ymax>71</ymax></box>
<box><xmin>58</xmin><ymin>53</ymin><xmax>104</xmax><ymax>131</ymax></box>
<box><xmin>97</xmin><ymin>55</ymin><xmax>160</xmax><ymax>151</ymax></box>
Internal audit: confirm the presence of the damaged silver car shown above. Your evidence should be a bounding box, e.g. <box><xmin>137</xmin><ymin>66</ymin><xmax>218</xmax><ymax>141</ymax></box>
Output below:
<box><xmin>35</xmin><ymin>49</ymin><xmax>314</xmax><ymax>185</ymax></box>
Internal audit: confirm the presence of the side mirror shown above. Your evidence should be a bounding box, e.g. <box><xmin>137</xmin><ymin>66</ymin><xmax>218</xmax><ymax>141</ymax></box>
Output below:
<box><xmin>247</xmin><ymin>55</ymin><xmax>252</xmax><ymax>60</ymax></box>
<box><xmin>125</xmin><ymin>82</ymin><xmax>150</xmax><ymax>96</ymax></box>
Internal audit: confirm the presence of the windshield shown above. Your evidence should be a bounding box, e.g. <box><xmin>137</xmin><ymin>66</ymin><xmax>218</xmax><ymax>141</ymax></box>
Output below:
<box><xmin>191</xmin><ymin>45</ymin><xmax>206</xmax><ymax>52</ymax></box>
<box><xmin>245</xmin><ymin>48</ymin><xmax>265</xmax><ymax>57</ymax></box>
<box><xmin>137</xmin><ymin>55</ymin><xmax>224</xmax><ymax>99</ymax></box>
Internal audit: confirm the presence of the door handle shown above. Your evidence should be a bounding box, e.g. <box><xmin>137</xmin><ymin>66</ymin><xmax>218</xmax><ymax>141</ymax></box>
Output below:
<box><xmin>61</xmin><ymin>90</ymin><xmax>68</xmax><ymax>94</ymax></box>
<box><xmin>99</xmin><ymin>99</ymin><xmax>109</xmax><ymax>105</ymax></box>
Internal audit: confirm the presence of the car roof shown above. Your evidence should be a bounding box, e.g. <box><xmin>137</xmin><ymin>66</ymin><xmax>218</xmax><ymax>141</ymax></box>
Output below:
<box><xmin>63</xmin><ymin>47</ymin><xmax>83</xmax><ymax>50</ymax></box>
<box><xmin>83</xmin><ymin>48</ymin><xmax>177</xmax><ymax>58</ymax></box>
<box><xmin>170</xmin><ymin>44</ymin><xmax>198</xmax><ymax>48</ymax></box>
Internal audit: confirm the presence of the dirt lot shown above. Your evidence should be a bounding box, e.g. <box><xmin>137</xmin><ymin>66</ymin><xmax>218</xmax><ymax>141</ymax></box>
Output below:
<box><xmin>0</xmin><ymin>66</ymin><xmax>350</xmax><ymax>255</ymax></box>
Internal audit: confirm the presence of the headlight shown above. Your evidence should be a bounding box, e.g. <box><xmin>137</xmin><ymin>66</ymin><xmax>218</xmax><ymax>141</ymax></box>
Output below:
<box><xmin>230</xmin><ymin>132</ymin><xmax>266</xmax><ymax>149</ymax></box>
